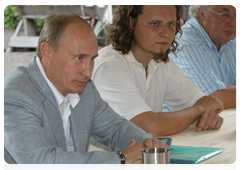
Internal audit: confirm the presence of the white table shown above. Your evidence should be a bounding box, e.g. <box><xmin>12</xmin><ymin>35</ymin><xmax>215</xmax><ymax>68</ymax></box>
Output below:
<box><xmin>169</xmin><ymin>108</ymin><xmax>236</xmax><ymax>164</ymax></box>
<box><xmin>87</xmin><ymin>108</ymin><xmax>236</xmax><ymax>164</ymax></box>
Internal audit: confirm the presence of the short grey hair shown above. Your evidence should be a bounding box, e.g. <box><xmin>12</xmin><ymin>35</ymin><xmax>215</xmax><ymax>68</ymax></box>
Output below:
<box><xmin>188</xmin><ymin>5</ymin><xmax>211</xmax><ymax>18</ymax></box>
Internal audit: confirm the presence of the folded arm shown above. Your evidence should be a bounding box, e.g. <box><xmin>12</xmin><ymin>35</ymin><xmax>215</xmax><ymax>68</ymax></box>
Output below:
<box><xmin>130</xmin><ymin>95</ymin><xmax>224</xmax><ymax>137</ymax></box>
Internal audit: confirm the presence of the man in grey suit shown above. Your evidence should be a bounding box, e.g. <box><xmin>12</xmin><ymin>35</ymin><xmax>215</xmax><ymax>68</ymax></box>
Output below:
<box><xmin>4</xmin><ymin>14</ymin><xmax>168</xmax><ymax>164</ymax></box>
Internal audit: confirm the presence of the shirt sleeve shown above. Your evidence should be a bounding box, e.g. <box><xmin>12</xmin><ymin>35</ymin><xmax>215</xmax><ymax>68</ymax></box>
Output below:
<box><xmin>93</xmin><ymin>57</ymin><xmax>152</xmax><ymax>120</ymax></box>
<box><xmin>170</xmin><ymin>44</ymin><xmax>227</xmax><ymax>95</ymax></box>
<box><xmin>163</xmin><ymin>58</ymin><xmax>205</xmax><ymax>111</ymax></box>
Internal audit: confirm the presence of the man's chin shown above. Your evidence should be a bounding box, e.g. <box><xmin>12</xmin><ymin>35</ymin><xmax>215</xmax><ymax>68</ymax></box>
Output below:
<box><xmin>70</xmin><ymin>85</ymin><xmax>86</xmax><ymax>94</ymax></box>
<box><xmin>71</xmin><ymin>88</ymin><xmax>84</xmax><ymax>94</ymax></box>
<box><xmin>151</xmin><ymin>52</ymin><xmax>166</xmax><ymax>60</ymax></box>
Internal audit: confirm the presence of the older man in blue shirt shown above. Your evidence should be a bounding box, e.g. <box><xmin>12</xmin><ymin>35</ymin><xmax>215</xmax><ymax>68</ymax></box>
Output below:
<box><xmin>170</xmin><ymin>5</ymin><xmax>236</xmax><ymax>109</ymax></box>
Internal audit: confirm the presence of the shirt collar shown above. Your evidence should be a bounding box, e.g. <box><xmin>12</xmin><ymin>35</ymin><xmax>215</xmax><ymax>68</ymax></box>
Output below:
<box><xmin>65</xmin><ymin>93</ymin><xmax>80</xmax><ymax>108</ymax></box>
<box><xmin>124</xmin><ymin>50</ymin><xmax>141</xmax><ymax>64</ymax></box>
<box><xmin>123</xmin><ymin>50</ymin><xmax>159</xmax><ymax>72</ymax></box>
<box><xmin>36</xmin><ymin>57</ymin><xmax>80</xmax><ymax>108</ymax></box>
<box><xmin>191</xmin><ymin>18</ymin><xmax>215</xmax><ymax>49</ymax></box>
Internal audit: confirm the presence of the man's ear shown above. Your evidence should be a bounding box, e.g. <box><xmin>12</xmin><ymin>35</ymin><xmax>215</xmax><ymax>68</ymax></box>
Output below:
<box><xmin>198</xmin><ymin>6</ymin><xmax>206</xmax><ymax>22</ymax></box>
<box><xmin>40</xmin><ymin>42</ymin><xmax>51</xmax><ymax>63</ymax></box>
<box><xmin>129</xmin><ymin>16</ymin><xmax>134</xmax><ymax>31</ymax></box>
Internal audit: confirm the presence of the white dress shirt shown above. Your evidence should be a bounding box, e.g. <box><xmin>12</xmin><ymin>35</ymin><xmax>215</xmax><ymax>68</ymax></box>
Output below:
<box><xmin>36</xmin><ymin>57</ymin><xmax>80</xmax><ymax>152</ymax></box>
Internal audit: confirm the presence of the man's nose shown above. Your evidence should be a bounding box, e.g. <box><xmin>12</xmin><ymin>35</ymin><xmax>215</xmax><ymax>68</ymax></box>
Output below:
<box><xmin>227</xmin><ymin>15</ymin><xmax>236</xmax><ymax>27</ymax></box>
<box><xmin>159</xmin><ymin>25</ymin><xmax>169</xmax><ymax>37</ymax></box>
<box><xmin>82</xmin><ymin>62</ymin><xmax>93</xmax><ymax>78</ymax></box>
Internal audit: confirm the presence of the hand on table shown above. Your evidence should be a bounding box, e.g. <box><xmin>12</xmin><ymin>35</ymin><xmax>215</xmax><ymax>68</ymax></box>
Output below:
<box><xmin>195</xmin><ymin>95</ymin><xmax>224</xmax><ymax>114</ymax></box>
<box><xmin>121</xmin><ymin>138</ymin><xmax>169</xmax><ymax>164</ymax></box>
<box><xmin>196</xmin><ymin>111</ymin><xmax>223</xmax><ymax>132</ymax></box>
<box><xmin>142</xmin><ymin>138</ymin><xmax>170</xmax><ymax>149</ymax></box>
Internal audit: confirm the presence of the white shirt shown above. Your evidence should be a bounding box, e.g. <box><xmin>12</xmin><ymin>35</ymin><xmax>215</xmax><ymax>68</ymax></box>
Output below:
<box><xmin>92</xmin><ymin>45</ymin><xmax>205</xmax><ymax>120</ymax></box>
<box><xmin>36</xmin><ymin>57</ymin><xmax>80</xmax><ymax>152</ymax></box>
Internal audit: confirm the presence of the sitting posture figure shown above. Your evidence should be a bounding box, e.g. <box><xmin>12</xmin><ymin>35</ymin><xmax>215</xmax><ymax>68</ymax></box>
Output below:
<box><xmin>169</xmin><ymin>5</ymin><xmax>236</xmax><ymax>109</ymax></box>
<box><xmin>93</xmin><ymin>5</ymin><xmax>224</xmax><ymax>137</ymax></box>
<box><xmin>4</xmin><ymin>13</ymin><xmax>168</xmax><ymax>164</ymax></box>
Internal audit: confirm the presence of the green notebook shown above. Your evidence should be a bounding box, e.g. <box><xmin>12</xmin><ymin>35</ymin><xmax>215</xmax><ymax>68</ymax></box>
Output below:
<box><xmin>170</xmin><ymin>145</ymin><xmax>224</xmax><ymax>164</ymax></box>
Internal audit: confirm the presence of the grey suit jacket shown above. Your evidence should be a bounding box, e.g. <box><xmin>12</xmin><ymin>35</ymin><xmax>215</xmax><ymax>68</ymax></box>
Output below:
<box><xmin>4</xmin><ymin>56</ymin><xmax>152</xmax><ymax>164</ymax></box>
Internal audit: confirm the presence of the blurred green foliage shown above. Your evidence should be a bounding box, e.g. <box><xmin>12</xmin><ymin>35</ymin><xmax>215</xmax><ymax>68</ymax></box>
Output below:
<box><xmin>4</xmin><ymin>5</ymin><xmax>21</xmax><ymax>29</ymax></box>
<box><xmin>4</xmin><ymin>5</ymin><xmax>44</xmax><ymax>35</ymax></box>
<box><xmin>33</xmin><ymin>18</ymin><xmax>45</xmax><ymax>35</ymax></box>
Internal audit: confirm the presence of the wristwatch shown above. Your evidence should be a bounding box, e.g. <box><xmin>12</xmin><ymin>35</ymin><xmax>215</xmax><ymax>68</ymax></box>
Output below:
<box><xmin>117</xmin><ymin>151</ymin><xmax>126</xmax><ymax>164</ymax></box>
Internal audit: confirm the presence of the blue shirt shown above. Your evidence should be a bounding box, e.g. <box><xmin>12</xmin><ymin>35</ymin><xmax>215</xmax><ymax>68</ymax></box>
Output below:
<box><xmin>163</xmin><ymin>18</ymin><xmax>236</xmax><ymax>112</ymax></box>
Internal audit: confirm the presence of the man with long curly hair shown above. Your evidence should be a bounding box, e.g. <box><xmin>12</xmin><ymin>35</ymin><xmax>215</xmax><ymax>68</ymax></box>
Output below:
<box><xmin>92</xmin><ymin>5</ymin><xmax>224</xmax><ymax>137</ymax></box>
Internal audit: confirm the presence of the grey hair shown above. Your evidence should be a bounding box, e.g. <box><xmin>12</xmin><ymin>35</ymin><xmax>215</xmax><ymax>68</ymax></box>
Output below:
<box><xmin>188</xmin><ymin>5</ymin><xmax>211</xmax><ymax>18</ymax></box>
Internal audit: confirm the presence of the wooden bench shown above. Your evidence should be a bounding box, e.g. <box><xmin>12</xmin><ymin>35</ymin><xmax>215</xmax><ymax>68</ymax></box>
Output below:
<box><xmin>6</xmin><ymin>5</ymin><xmax>113</xmax><ymax>52</ymax></box>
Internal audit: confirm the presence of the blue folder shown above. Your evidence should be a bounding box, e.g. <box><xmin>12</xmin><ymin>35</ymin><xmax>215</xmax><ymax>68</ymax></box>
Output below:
<box><xmin>170</xmin><ymin>145</ymin><xmax>224</xmax><ymax>164</ymax></box>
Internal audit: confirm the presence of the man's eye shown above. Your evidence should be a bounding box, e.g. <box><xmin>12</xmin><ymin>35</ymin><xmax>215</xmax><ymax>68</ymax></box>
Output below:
<box><xmin>222</xmin><ymin>13</ymin><xmax>229</xmax><ymax>17</ymax></box>
<box><xmin>168</xmin><ymin>23</ymin><xmax>175</xmax><ymax>26</ymax></box>
<box><xmin>151</xmin><ymin>22</ymin><xmax>158</xmax><ymax>26</ymax></box>
<box><xmin>76</xmin><ymin>57</ymin><xmax>82</xmax><ymax>60</ymax></box>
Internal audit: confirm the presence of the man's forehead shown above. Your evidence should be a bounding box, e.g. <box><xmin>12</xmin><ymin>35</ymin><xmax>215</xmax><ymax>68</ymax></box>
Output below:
<box><xmin>213</xmin><ymin>5</ymin><xmax>236</xmax><ymax>13</ymax></box>
<box><xmin>141</xmin><ymin>5</ymin><xmax>176</xmax><ymax>19</ymax></box>
<box><xmin>142</xmin><ymin>5</ymin><xmax>176</xmax><ymax>12</ymax></box>
<box><xmin>64</xmin><ymin>24</ymin><xmax>97</xmax><ymax>43</ymax></box>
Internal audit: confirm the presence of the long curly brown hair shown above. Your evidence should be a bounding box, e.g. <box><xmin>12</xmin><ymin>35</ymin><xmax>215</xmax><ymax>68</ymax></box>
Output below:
<box><xmin>106</xmin><ymin>5</ymin><xmax>183</xmax><ymax>62</ymax></box>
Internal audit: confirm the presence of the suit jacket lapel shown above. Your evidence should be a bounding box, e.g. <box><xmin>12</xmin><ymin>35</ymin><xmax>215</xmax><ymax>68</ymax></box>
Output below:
<box><xmin>25</xmin><ymin>56</ymin><xmax>67</xmax><ymax>151</ymax></box>
<box><xmin>69</xmin><ymin>103</ymin><xmax>87</xmax><ymax>153</ymax></box>
<box><xmin>44</xmin><ymin>100</ymin><xmax>67</xmax><ymax>151</ymax></box>
<box><xmin>26</xmin><ymin>57</ymin><xmax>57</xmax><ymax>108</ymax></box>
